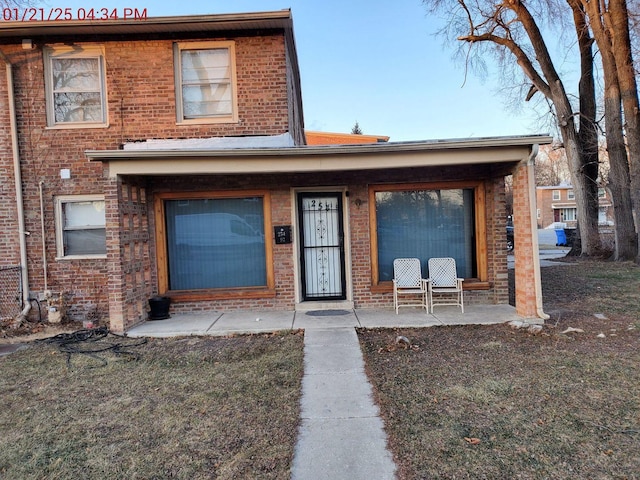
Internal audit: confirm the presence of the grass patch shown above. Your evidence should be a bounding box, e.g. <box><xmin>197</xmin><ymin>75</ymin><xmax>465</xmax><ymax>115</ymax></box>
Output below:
<box><xmin>0</xmin><ymin>331</ymin><xmax>304</xmax><ymax>479</ymax></box>
<box><xmin>360</xmin><ymin>259</ymin><xmax>640</xmax><ymax>479</ymax></box>
<box><xmin>541</xmin><ymin>260</ymin><xmax>640</xmax><ymax>318</ymax></box>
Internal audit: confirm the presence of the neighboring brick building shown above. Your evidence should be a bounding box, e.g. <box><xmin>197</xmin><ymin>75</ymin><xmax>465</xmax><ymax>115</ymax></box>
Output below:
<box><xmin>536</xmin><ymin>184</ymin><xmax>614</xmax><ymax>229</ymax></box>
<box><xmin>0</xmin><ymin>11</ymin><xmax>551</xmax><ymax>332</ymax></box>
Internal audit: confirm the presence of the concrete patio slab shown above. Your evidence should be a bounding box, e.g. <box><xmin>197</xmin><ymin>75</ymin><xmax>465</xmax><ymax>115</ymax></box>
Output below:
<box><xmin>125</xmin><ymin>304</ymin><xmax>533</xmax><ymax>338</ymax></box>
<box><xmin>126</xmin><ymin>312</ymin><xmax>222</xmax><ymax>337</ymax></box>
<box><xmin>210</xmin><ymin>310</ymin><xmax>295</xmax><ymax>334</ymax></box>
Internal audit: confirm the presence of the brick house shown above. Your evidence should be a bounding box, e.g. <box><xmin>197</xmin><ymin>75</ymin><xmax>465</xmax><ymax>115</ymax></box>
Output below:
<box><xmin>0</xmin><ymin>10</ymin><xmax>551</xmax><ymax>333</ymax></box>
<box><xmin>536</xmin><ymin>185</ymin><xmax>614</xmax><ymax>229</ymax></box>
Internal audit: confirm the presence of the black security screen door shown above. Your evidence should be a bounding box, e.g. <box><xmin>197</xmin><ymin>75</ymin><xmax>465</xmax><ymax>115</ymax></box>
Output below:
<box><xmin>298</xmin><ymin>193</ymin><xmax>346</xmax><ymax>301</ymax></box>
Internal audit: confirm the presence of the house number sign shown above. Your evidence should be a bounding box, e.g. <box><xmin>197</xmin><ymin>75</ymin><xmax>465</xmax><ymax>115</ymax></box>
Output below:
<box><xmin>274</xmin><ymin>225</ymin><xmax>292</xmax><ymax>244</ymax></box>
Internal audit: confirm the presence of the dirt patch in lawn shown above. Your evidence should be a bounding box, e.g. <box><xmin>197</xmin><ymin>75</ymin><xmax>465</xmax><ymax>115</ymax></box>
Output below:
<box><xmin>0</xmin><ymin>330</ymin><xmax>304</xmax><ymax>479</ymax></box>
<box><xmin>0</xmin><ymin>322</ymin><xmax>81</xmax><ymax>344</ymax></box>
<box><xmin>360</xmin><ymin>259</ymin><xmax>640</xmax><ymax>479</ymax></box>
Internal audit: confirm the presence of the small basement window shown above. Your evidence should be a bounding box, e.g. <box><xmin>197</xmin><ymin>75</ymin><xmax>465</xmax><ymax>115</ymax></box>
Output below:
<box><xmin>55</xmin><ymin>195</ymin><xmax>106</xmax><ymax>259</ymax></box>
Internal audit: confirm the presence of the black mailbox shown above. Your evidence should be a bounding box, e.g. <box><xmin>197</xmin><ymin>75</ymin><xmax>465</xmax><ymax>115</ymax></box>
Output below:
<box><xmin>274</xmin><ymin>225</ymin><xmax>292</xmax><ymax>244</ymax></box>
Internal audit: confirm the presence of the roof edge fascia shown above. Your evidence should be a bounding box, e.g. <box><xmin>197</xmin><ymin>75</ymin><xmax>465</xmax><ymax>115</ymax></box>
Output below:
<box><xmin>0</xmin><ymin>9</ymin><xmax>293</xmax><ymax>36</ymax></box>
<box><xmin>86</xmin><ymin>135</ymin><xmax>554</xmax><ymax>161</ymax></box>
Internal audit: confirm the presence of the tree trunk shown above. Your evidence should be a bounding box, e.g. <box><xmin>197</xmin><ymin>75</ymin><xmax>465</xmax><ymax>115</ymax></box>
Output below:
<box><xmin>609</xmin><ymin>0</ymin><xmax>640</xmax><ymax>262</ymax></box>
<box><xmin>510</xmin><ymin>0</ymin><xmax>602</xmax><ymax>254</ymax></box>
<box><xmin>603</xmin><ymin>92</ymin><xmax>637</xmax><ymax>260</ymax></box>
<box><xmin>556</xmin><ymin>115</ymin><xmax>601</xmax><ymax>255</ymax></box>
<box><xmin>583</xmin><ymin>0</ymin><xmax>638</xmax><ymax>260</ymax></box>
<box><xmin>570</xmin><ymin>0</ymin><xmax>605</xmax><ymax>255</ymax></box>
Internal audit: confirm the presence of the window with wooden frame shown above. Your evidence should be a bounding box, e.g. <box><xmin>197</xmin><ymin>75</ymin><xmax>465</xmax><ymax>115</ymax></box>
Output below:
<box><xmin>43</xmin><ymin>46</ymin><xmax>108</xmax><ymax>127</ymax></box>
<box><xmin>174</xmin><ymin>41</ymin><xmax>238</xmax><ymax>124</ymax></box>
<box><xmin>154</xmin><ymin>191</ymin><xmax>274</xmax><ymax>300</ymax></box>
<box><xmin>368</xmin><ymin>181</ymin><xmax>488</xmax><ymax>290</ymax></box>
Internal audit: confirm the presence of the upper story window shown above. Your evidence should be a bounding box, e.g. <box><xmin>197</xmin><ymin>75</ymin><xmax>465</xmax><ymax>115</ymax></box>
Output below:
<box><xmin>567</xmin><ymin>189</ymin><xmax>575</xmax><ymax>200</ymax></box>
<box><xmin>43</xmin><ymin>46</ymin><xmax>107</xmax><ymax>128</ymax></box>
<box><xmin>598</xmin><ymin>188</ymin><xmax>606</xmax><ymax>198</ymax></box>
<box><xmin>174</xmin><ymin>41</ymin><xmax>238</xmax><ymax>124</ymax></box>
<box><xmin>552</xmin><ymin>190</ymin><xmax>561</xmax><ymax>201</ymax></box>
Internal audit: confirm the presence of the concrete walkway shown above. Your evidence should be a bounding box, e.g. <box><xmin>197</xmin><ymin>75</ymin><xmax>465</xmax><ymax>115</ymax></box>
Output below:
<box><xmin>290</xmin><ymin>327</ymin><xmax>396</xmax><ymax>479</ymax></box>
<box><xmin>126</xmin><ymin>305</ymin><xmax>534</xmax><ymax>480</ymax></box>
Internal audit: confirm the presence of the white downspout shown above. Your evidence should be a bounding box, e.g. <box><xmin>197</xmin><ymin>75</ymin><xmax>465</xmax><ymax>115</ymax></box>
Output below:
<box><xmin>1</xmin><ymin>51</ymin><xmax>31</xmax><ymax>319</ymax></box>
<box><xmin>526</xmin><ymin>144</ymin><xmax>549</xmax><ymax>320</ymax></box>
<box><xmin>39</xmin><ymin>181</ymin><xmax>48</xmax><ymax>292</ymax></box>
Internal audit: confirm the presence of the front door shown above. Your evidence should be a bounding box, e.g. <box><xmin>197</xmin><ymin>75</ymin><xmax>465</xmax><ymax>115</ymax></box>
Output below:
<box><xmin>298</xmin><ymin>192</ymin><xmax>346</xmax><ymax>301</ymax></box>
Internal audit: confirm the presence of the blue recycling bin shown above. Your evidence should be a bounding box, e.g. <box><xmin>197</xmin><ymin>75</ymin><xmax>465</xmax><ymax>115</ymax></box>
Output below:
<box><xmin>555</xmin><ymin>229</ymin><xmax>568</xmax><ymax>246</ymax></box>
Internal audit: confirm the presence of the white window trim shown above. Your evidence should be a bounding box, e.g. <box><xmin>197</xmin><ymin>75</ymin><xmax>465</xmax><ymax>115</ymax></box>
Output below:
<box><xmin>567</xmin><ymin>190</ymin><xmax>575</xmax><ymax>200</ymax></box>
<box><xmin>174</xmin><ymin>40</ymin><xmax>239</xmax><ymax>125</ymax></box>
<box><xmin>559</xmin><ymin>207</ymin><xmax>577</xmax><ymax>222</ymax></box>
<box><xmin>55</xmin><ymin>194</ymin><xmax>107</xmax><ymax>260</ymax></box>
<box><xmin>43</xmin><ymin>45</ymin><xmax>108</xmax><ymax>129</ymax></box>
<box><xmin>552</xmin><ymin>190</ymin><xmax>561</xmax><ymax>201</ymax></box>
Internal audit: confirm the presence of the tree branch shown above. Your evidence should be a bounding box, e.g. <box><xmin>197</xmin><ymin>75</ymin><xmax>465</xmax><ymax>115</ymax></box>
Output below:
<box><xmin>457</xmin><ymin>32</ymin><xmax>552</xmax><ymax>98</ymax></box>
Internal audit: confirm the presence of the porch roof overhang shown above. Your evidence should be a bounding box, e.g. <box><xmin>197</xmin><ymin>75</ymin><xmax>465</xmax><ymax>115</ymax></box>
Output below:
<box><xmin>87</xmin><ymin>134</ymin><xmax>553</xmax><ymax>177</ymax></box>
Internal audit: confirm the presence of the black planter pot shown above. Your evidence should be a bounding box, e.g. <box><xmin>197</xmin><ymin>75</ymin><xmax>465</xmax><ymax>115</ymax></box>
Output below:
<box><xmin>148</xmin><ymin>296</ymin><xmax>171</xmax><ymax>320</ymax></box>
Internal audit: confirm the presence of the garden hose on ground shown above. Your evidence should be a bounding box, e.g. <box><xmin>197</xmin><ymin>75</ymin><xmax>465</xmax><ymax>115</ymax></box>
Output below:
<box><xmin>38</xmin><ymin>326</ymin><xmax>148</xmax><ymax>368</ymax></box>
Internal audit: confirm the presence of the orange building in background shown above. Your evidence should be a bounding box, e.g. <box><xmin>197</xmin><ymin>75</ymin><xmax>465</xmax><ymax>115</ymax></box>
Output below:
<box><xmin>305</xmin><ymin>131</ymin><xmax>389</xmax><ymax>145</ymax></box>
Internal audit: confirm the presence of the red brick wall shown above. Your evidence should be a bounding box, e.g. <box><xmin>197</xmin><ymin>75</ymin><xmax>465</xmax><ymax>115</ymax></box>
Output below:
<box><xmin>0</xmin><ymin>32</ymin><xmax>293</xmax><ymax>323</ymax></box>
<box><xmin>513</xmin><ymin>162</ymin><xmax>539</xmax><ymax>318</ymax></box>
<box><xmin>0</xmin><ymin>60</ymin><xmax>21</xmax><ymax>267</ymax></box>
<box><xmin>487</xmin><ymin>177</ymin><xmax>510</xmax><ymax>304</ymax></box>
<box><xmin>1</xmin><ymin>34</ymin><xmax>519</xmax><ymax>329</ymax></box>
<box><xmin>105</xmin><ymin>177</ymin><xmax>154</xmax><ymax>332</ymax></box>
<box><xmin>122</xmin><ymin>167</ymin><xmax>510</xmax><ymax>331</ymax></box>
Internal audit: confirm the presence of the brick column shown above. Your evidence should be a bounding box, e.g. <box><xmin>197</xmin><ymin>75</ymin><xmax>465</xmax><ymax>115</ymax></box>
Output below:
<box><xmin>512</xmin><ymin>151</ymin><xmax>549</xmax><ymax>320</ymax></box>
<box><xmin>105</xmin><ymin>177</ymin><xmax>126</xmax><ymax>333</ymax></box>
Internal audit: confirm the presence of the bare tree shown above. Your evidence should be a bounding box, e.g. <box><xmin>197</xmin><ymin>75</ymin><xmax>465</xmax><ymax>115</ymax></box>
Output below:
<box><xmin>425</xmin><ymin>0</ymin><xmax>603</xmax><ymax>255</ymax></box>
<box><xmin>535</xmin><ymin>145</ymin><xmax>571</xmax><ymax>186</ymax></box>
<box><xmin>608</xmin><ymin>0</ymin><xmax>640</xmax><ymax>262</ymax></box>
<box><xmin>580</xmin><ymin>0</ymin><xmax>638</xmax><ymax>260</ymax></box>
<box><xmin>0</xmin><ymin>0</ymin><xmax>36</xmax><ymax>8</ymax></box>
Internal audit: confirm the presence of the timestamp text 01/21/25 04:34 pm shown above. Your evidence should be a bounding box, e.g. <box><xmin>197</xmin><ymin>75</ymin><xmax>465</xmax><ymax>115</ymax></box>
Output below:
<box><xmin>2</xmin><ymin>7</ymin><xmax>148</xmax><ymax>22</ymax></box>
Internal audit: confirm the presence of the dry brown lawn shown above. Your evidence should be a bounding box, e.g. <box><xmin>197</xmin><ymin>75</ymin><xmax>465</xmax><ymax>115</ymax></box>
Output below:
<box><xmin>359</xmin><ymin>259</ymin><xmax>640</xmax><ymax>479</ymax></box>
<box><xmin>0</xmin><ymin>331</ymin><xmax>304</xmax><ymax>479</ymax></box>
<box><xmin>1</xmin><ymin>259</ymin><xmax>638</xmax><ymax>479</ymax></box>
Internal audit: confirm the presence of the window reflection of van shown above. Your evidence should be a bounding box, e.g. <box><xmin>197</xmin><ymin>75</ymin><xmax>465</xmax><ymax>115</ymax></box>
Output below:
<box><xmin>169</xmin><ymin>213</ymin><xmax>266</xmax><ymax>290</ymax></box>
<box><xmin>174</xmin><ymin>213</ymin><xmax>264</xmax><ymax>248</ymax></box>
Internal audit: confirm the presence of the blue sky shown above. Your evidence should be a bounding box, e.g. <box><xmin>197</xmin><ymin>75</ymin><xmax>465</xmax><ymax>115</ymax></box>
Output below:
<box><xmin>43</xmin><ymin>0</ymin><xmax>549</xmax><ymax>141</ymax></box>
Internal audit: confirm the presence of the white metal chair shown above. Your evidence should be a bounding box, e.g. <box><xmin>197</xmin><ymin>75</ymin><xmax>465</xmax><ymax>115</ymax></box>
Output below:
<box><xmin>393</xmin><ymin>258</ymin><xmax>428</xmax><ymax>314</ymax></box>
<box><xmin>427</xmin><ymin>257</ymin><xmax>464</xmax><ymax>313</ymax></box>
